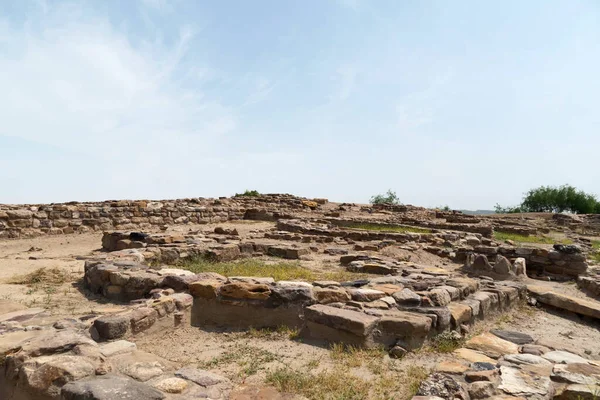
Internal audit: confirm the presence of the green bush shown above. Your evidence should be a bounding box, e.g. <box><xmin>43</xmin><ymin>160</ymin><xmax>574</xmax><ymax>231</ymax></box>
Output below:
<box><xmin>370</xmin><ymin>189</ymin><xmax>400</xmax><ymax>205</ymax></box>
<box><xmin>234</xmin><ymin>189</ymin><xmax>260</xmax><ymax>197</ymax></box>
<box><xmin>496</xmin><ymin>185</ymin><xmax>599</xmax><ymax>214</ymax></box>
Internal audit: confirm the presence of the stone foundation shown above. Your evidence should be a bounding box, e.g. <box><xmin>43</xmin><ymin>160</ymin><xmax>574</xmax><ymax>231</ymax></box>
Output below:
<box><xmin>0</xmin><ymin>194</ymin><xmax>323</xmax><ymax>239</ymax></box>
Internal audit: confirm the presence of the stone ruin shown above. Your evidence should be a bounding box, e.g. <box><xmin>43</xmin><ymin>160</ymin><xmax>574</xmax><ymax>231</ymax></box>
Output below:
<box><xmin>2</xmin><ymin>194</ymin><xmax>600</xmax><ymax>399</ymax></box>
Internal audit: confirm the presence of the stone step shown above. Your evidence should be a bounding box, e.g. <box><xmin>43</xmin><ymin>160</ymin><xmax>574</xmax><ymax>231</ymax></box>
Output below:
<box><xmin>528</xmin><ymin>285</ymin><xmax>600</xmax><ymax>320</ymax></box>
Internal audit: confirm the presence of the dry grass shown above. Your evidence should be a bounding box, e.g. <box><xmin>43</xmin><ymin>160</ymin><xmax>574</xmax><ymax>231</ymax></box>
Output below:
<box><xmin>242</xmin><ymin>326</ymin><xmax>300</xmax><ymax>341</ymax></box>
<box><xmin>419</xmin><ymin>331</ymin><xmax>464</xmax><ymax>354</ymax></box>
<box><xmin>405</xmin><ymin>365</ymin><xmax>429</xmax><ymax>397</ymax></box>
<box><xmin>8</xmin><ymin>267</ymin><xmax>74</xmax><ymax>286</ymax></box>
<box><xmin>199</xmin><ymin>343</ymin><xmax>280</xmax><ymax>378</ymax></box>
<box><xmin>266</xmin><ymin>359</ymin><xmax>429</xmax><ymax>400</ymax></box>
<box><xmin>329</xmin><ymin>343</ymin><xmax>387</xmax><ymax>371</ymax></box>
<box><xmin>178</xmin><ymin>257</ymin><xmax>372</xmax><ymax>282</ymax></box>
<box><xmin>493</xmin><ymin>231</ymin><xmax>572</xmax><ymax>245</ymax></box>
<box><xmin>349</xmin><ymin>223</ymin><xmax>432</xmax><ymax>234</ymax></box>
<box><xmin>591</xmin><ymin>241</ymin><xmax>600</xmax><ymax>263</ymax></box>
<box><xmin>266</xmin><ymin>367</ymin><xmax>371</xmax><ymax>400</ymax></box>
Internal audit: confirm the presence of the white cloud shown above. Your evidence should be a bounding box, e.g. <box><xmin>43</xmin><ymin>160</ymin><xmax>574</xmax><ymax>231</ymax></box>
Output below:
<box><xmin>334</xmin><ymin>65</ymin><xmax>358</xmax><ymax>100</ymax></box>
<box><xmin>0</xmin><ymin>3</ymin><xmax>239</xmax><ymax>202</ymax></box>
<box><xmin>0</xmin><ymin>8</ymin><xmax>235</xmax><ymax>150</ymax></box>
<box><xmin>336</xmin><ymin>0</ymin><xmax>360</xmax><ymax>12</ymax></box>
<box><xmin>243</xmin><ymin>77</ymin><xmax>275</xmax><ymax>106</ymax></box>
<box><xmin>140</xmin><ymin>0</ymin><xmax>173</xmax><ymax>11</ymax></box>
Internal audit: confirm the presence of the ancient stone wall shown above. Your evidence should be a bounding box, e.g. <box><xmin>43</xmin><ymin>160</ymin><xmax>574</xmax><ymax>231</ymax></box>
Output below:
<box><xmin>0</xmin><ymin>194</ymin><xmax>317</xmax><ymax>239</ymax></box>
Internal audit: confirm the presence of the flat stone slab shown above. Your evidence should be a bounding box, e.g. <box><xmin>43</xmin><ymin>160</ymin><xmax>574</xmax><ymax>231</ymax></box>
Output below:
<box><xmin>528</xmin><ymin>285</ymin><xmax>600</xmax><ymax>320</ymax></box>
<box><xmin>175</xmin><ymin>367</ymin><xmax>231</xmax><ymax>387</ymax></box>
<box><xmin>503</xmin><ymin>353</ymin><xmax>552</xmax><ymax>366</ymax></box>
<box><xmin>0</xmin><ymin>299</ymin><xmax>28</xmax><ymax>315</ymax></box>
<box><xmin>304</xmin><ymin>304</ymin><xmax>379</xmax><ymax>336</ymax></box>
<box><xmin>61</xmin><ymin>374</ymin><xmax>165</xmax><ymax>400</ymax></box>
<box><xmin>0</xmin><ymin>330</ymin><xmax>40</xmax><ymax>357</ymax></box>
<box><xmin>465</xmin><ymin>332</ymin><xmax>519</xmax><ymax>359</ymax></box>
<box><xmin>156</xmin><ymin>268</ymin><xmax>196</xmax><ymax>276</ymax></box>
<box><xmin>552</xmin><ymin>363</ymin><xmax>600</xmax><ymax>385</ymax></box>
<box><xmin>555</xmin><ymin>383</ymin><xmax>600</xmax><ymax>400</ymax></box>
<box><xmin>490</xmin><ymin>329</ymin><xmax>534</xmax><ymax>345</ymax></box>
<box><xmin>0</xmin><ymin>307</ymin><xmax>46</xmax><ymax>323</ymax></box>
<box><xmin>100</xmin><ymin>340</ymin><xmax>137</xmax><ymax>357</ymax></box>
<box><xmin>21</xmin><ymin>329</ymin><xmax>97</xmax><ymax>357</ymax></box>
<box><xmin>542</xmin><ymin>350</ymin><xmax>591</xmax><ymax>364</ymax></box>
<box><xmin>498</xmin><ymin>366</ymin><xmax>552</xmax><ymax>398</ymax></box>
<box><xmin>453</xmin><ymin>348</ymin><xmax>496</xmax><ymax>364</ymax></box>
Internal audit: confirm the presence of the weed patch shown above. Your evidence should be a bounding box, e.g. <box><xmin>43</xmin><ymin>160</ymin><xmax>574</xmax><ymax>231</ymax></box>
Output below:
<box><xmin>178</xmin><ymin>257</ymin><xmax>372</xmax><ymax>282</ymax></box>
<box><xmin>243</xmin><ymin>326</ymin><xmax>300</xmax><ymax>341</ymax></box>
<box><xmin>494</xmin><ymin>231</ymin><xmax>572</xmax><ymax>245</ymax></box>
<box><xmin>423</xmin><ymin>331</ymin><xmax>464</xmax><ymax>353</ymax></box>
<box><xmin>405</xmin><ymin>365</ymin><xmax>429</xmax><ymax>397</ymax></box>
<box><xmin>348</xmin><ymin>223</ymin><xmax>432</xmax><ymax>234</ymax></box>
<box><xmin>199</xmin><ymin>344</ymin><xmax>279</xmax><ymax>378</ymax></box>
<box><xmin>178</xmin><ymin>257</ymin><xmax>316</xmax><ymax>281</ymax></box>
<box><xmin>8</xmin><ymin>267</ymin><xmax>74</xmax><ymax>287</ymax></box>
<box><xmin>266</xmin><ymin>367</ymin><xmax>370</xmax><ymax>400</ymax></box>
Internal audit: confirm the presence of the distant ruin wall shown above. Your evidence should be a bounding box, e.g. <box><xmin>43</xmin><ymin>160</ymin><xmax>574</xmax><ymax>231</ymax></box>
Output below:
<box><xmin>0</xmin><ymin>194</ymin><xmax>315</xmax><ymax>239</ymax></box>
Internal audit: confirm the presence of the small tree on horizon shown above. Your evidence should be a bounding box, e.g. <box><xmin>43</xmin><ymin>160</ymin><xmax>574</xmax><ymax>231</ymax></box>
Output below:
<box><xmin>370</xmin><ymin>189</ymin><xmax>400</xmax><ymax>205</ymax></box>
<box><xmin>495</xmin><ymin>184</ymin><xmax>599</xmax><ymax>214</ymax></box>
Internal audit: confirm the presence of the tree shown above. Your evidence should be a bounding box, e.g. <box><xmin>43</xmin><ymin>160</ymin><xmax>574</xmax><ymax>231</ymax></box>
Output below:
<box><xmin>370</xmin><ymin>190</ymin><xmax>400</xmax><ymax>205</ymax></box>
<box><xmin>494</xmin><ymin>203</ymin><xmax>523</xmax><ymax>214</ymax></box>
<box><xmin>234</xmin><ymin>189</ymin><xmax>260</xmax><ymax>197</ymax></box>
<box><xmin>496</xmin><ymin>185</ymin><xmax>599</xmax><ymax>214</ymax></box>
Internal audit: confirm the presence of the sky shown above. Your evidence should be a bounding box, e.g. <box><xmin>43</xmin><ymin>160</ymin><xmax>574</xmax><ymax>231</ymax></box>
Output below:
<box><xmin>1</xmin><ymin>0</ymin><xmax>599</xmax><ymax>209</ymax></box>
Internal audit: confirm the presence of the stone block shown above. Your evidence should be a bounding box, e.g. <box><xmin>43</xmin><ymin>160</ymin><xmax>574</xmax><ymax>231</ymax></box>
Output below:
<box><xmin>130</xmin><ymin>307</ymin><xmax>158</xmax><ymax>334</ymax></box>
<box><xmin>304</xmin><ymin>304</ymin><xmax>378</xmax><ymax>337</ymax></box>
<box><xmin>93</xmin><ymin>315</ymin><xmax>131</xmax><ymax>340</ymax></box>
<box><xmin>219</xmin><ymin>282</ymin><xmax>271</xmax><ymax>300</ymax></box>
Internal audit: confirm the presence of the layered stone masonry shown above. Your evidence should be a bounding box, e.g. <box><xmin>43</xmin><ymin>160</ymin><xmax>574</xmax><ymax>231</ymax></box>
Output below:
<box><xmin>83</xmin><ymin>256</ymin><xmax>527</xmax><ymax>352</ymax></box>
<box><xmin>0</xmin><ymin>194</ymin><xmax>320</xmax><ymax>239</ymax></box>
<box><xmin>189</xmin><ymin>275</ymin><xmax>526</xmax><ymax>351</ymax></box>
<box><xmin>99</xmin><ymin>230</ymin><xmax>313</xmax><ymax>267</ymax></box>
<box><xmin>413</xmin><ymin>330</ymin><xmax>600</xmax><ymax>400</ymax></box>
<box><xmin>458</xmin><ymin>244</ymin><xmax>589</xmax><ymax>279</ymax></box>
<box><xmin>0</xmin><ymin>302</ymin><xmax>233</xmax><ymax>400</ymax></box>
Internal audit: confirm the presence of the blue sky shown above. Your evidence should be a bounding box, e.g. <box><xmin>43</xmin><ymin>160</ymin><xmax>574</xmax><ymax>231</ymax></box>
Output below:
<box><xmin>1</xmin><ymin>0</ymin><xmax>599</xmax><ymax>208</ymax></box>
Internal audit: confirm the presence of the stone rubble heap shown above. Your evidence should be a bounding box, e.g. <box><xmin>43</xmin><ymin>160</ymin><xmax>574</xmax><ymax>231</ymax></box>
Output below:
<box><xmin>0</xmin><ymin>301</ymin><xmax>232</xmax><ymax>400</ymax></box>
<box><xmin>414</xmin><ymin>329</ymin><xmax>600</xmax><ymax>400</ymax></box>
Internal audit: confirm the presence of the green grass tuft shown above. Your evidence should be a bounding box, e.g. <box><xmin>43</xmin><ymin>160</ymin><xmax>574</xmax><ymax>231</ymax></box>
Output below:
<box><xmin>494</xmin><ymin>231</ymin><xmax>572</xmax><ymax>245</ymax></box>
<box><xmin>177</xmin><ymin>256</ymin><xmax>372</xmax><ymax>282</ymax></box>
<box><xmin>178</xmin><ymin>257</ymin><xmax>315</xmax><ymax>281</ymax></box>
<box><xmin>422</xmin><ymin>331</ymin><xmax>465</xmax><ymax>353</ymax></box>
<box><xmin>266</xmin><ymin>367</ymin><xmax>371</xmax><ymax>400</ymax></box>
<box><xmin>234</xmin><ymin>189</ymin><xmax>260</xmax><ymax>197</ymax></box>
<box><xmin>349</xmin><ymin>223</ymin><xmax>432</xmax><ymax>234</ymax></box>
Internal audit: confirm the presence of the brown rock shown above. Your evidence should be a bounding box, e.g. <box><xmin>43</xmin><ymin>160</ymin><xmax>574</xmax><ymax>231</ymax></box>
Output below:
<box><xmin>371</xmin><ymin>284</ymin><xmax>403</xmax><ymax>295</ymax></box>
<box><xmin>189</xmin><ymin>280</ymin><xmax>222</xmax><ymax>299</ymax></box>
<box><xmin>454</xmin><ymin>348</ymin><xmax>496</xmax><ymax>364</ymax></box>
<box><xmin>448</xmin><ymin>303</ymin><xmax>473</xmax><ymax>327</ymax></box>
<box><xmin>219</xmin><ymin>282</ymin><xmax>271</xmax><ymax>300</ymax></box>
<box><xmin>466</xmin><ymin>333</ymin><xmax>519</xmax><ymax>359</ymax></box>
<box><xmin>436</xmin><ymin>361</ymin><xmax>469</xmax><ymax>374</ymax></box>
<box><xmin>314</xmin><ymin>287</ymin><xmax>351</xmax><ymax>304</ymax></box>
<box><xmin>466</xmin><ymin>369</ymin><xmax>500</xmax><ymax>382</ymax></box>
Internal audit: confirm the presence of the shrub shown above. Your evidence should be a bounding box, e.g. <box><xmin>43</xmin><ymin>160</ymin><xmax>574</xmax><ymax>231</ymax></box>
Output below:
<box><xmin>370</xmin><ymin>189</ymin><xmax>400</xmax><ymax>205</ymax></box>
<box><xmin>496</xmin><ymin>185</ymin><xmax>600</xmax><ymax>214</ymax></box>
<box><xmin>494</xmin><ymin>203</ymin><xmax>523</xmax><ymax>214</ymax></box>
<box><xmin>234</xmin><ymin>189</ymin><xmax>260</xmax><ymax>197</ymax></box>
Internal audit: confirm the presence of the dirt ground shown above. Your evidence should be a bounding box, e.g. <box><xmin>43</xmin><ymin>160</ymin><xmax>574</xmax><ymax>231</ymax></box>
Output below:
<box><xmin>2</xmin><ymin>224</ymin><xmax>600</xmax><ymax>399</ymax></box>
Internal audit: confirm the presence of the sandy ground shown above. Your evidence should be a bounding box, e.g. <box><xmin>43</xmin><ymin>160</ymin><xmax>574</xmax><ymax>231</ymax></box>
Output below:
<box><xmin>2</xmin><ymin>225</ymin><xmax>600</xmax><ymax>398</ymax></box>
